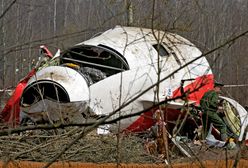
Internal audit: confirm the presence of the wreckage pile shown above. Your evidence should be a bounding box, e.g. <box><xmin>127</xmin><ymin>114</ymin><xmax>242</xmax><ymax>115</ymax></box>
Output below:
<box><xmin>0</xmin><ymin>126</ymin><xmax>247</xmax><ymax>164</ymax></box>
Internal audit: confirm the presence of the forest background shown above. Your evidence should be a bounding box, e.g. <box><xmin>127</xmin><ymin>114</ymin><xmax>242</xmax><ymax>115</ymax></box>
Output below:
<box><xmin>0</xmin><ymin>0</ymin><xmax>248</xmax><ymax>106</ymax></box>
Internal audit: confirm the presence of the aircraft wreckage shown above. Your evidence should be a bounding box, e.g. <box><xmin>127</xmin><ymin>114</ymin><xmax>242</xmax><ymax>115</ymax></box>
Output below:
<box><xmin>1</xmin><ymin>26</ymin><xmax>248</xmax><ymax>147</ymax></box>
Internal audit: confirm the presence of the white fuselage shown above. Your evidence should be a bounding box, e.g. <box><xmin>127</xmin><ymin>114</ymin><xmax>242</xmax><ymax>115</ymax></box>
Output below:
<box><xmin>21</xmin><ymin>26</ymin><xmax>214</xmax><ymax>132</ymax></box>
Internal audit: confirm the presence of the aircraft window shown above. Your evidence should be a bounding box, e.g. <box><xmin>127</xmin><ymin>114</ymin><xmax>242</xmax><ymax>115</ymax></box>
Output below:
<box><xmin>98</xmin><ymin>44</ymin><xmax>129</xmax><ymax>69</ymax></box>
<box><xmin>61</xmin><ymin>45</ymin><xmax>129</xmax><ymax>79</ymax></box>
<box><xmin>152</xmin><ymin>44</ymin><xmax>169</xmax><ymax>57</ymax></box>
<box><xmin>162</xmin><ymin>42</ymin><xmax>181</xmax><ymax>65</ymax></box>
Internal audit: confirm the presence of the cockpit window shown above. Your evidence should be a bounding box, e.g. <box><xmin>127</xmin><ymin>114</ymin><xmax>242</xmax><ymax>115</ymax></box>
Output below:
<box><xmin>162</xmin><ymin>42</ymin><xmax>181</xmax><ymax>65</ymax></box>
<box><xmin>152</xmin><ymin>44</ymin><xmax>169</xmax><ymax>57</ymax></box>
<box><xmin>60</xmin><ymin>45</ymin><xmax>129</xmax><ymax>84</ymax></box>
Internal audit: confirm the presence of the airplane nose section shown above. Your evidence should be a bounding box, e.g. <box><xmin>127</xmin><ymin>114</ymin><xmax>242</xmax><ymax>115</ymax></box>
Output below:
<box><xmin>20</xmin><ymin>66</ymin><xmax>90</xmax><ymax>124</ymax></box>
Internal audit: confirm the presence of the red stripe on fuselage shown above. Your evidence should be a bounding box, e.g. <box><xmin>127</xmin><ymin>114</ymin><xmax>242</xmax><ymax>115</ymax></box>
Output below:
<box><xmin>172</xmin><ymin>74</ymin><xmax>214</xmax><ymax>105</ymax></box>
<box><xmin>125</xmin><ymin>74</ymin><xmax>214</xmax><ymax>133</ymax></box>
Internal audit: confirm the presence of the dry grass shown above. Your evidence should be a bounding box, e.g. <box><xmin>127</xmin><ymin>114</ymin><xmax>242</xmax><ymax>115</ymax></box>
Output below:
<box><xmin>0</xmin><ymin>127</ymin><xmax>159</xmax><ymax>163</ymax></box>
<box><xmin>0</xmin><ymin>125</ymin><xmax>247</xmax><ymax>165</ymax></box>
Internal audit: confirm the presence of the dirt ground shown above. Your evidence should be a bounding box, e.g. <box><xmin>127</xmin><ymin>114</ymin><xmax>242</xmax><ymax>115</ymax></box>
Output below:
<box><xmin>0</xmin><ymin>127</ymin><xmax>247</xmax><ymax>165</ymax></box>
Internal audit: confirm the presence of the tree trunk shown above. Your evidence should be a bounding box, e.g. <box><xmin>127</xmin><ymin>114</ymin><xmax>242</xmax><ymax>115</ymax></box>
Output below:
<box><xmin>0</xmin><ymin>0</ymin><xmax>6</xmax><ymax>88</ymax></box>
<box><xmin>126</xmin><ymin>0</ymin><xmax>133</xmax><ymax>26</ymax></box>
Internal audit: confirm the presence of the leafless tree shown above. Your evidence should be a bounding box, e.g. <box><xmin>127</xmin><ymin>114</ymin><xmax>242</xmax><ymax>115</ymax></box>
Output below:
<box><xmin>0</xmin><ymin>0</ymin><xmax>248</xmax><ymax>166</ymax></box>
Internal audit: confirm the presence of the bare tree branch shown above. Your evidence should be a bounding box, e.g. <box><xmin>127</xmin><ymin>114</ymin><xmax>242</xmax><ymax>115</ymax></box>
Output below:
<box><xmin>0</xmin><ymin>0</ymin><xmax>17</xmax><ymax>20</ymax></box>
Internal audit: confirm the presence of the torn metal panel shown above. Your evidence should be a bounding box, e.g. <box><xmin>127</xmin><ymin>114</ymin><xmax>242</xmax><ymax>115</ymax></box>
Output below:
<box><xmin>220</xmin><ymin>96</ymin><xmax>248</xmax><ymax>142</ymax></box>
<box><xmin>21</xmin><ymin>100</ymin><xmax>89</xmax><ymax>124</ymax></box>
